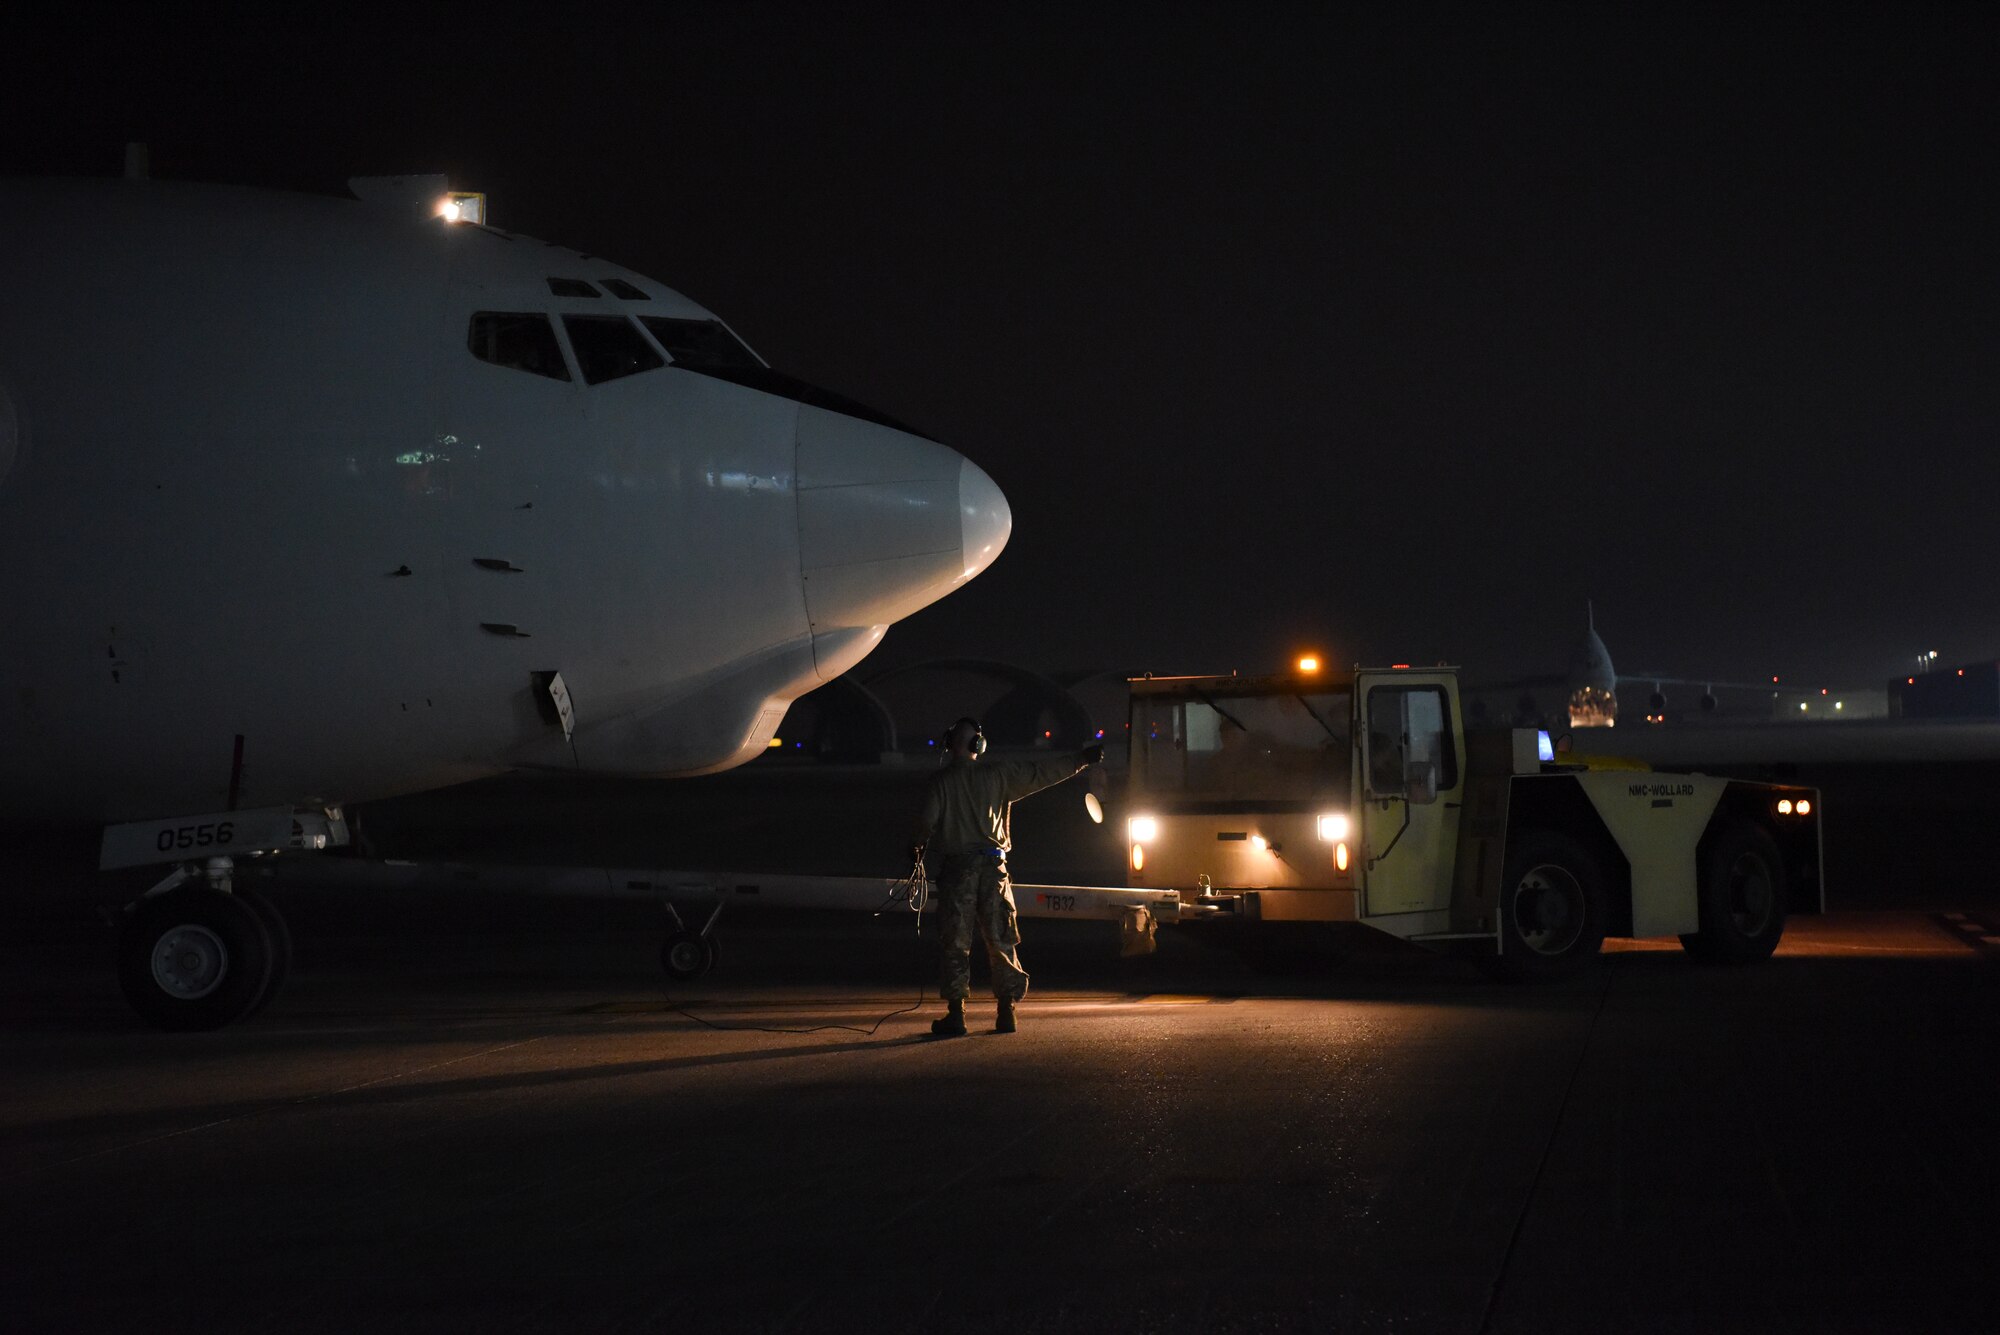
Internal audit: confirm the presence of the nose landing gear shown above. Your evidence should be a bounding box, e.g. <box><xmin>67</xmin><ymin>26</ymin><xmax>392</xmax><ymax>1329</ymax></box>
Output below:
<box><xmin>115</xmin><ymin>859</ymin><xmax>293</xmax><ymax>1030</ymax></box>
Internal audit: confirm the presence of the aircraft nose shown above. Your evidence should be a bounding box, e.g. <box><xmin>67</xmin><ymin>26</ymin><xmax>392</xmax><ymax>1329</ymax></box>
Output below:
<box><xmin>957</xmin><ymin>456</ymin><xmax>1011</xmax><ymax>584</ymax></box>
<box><xmin>794</xmin><ymin>406</ymin><xmax>1011</xmax><ymax>655</ymax></box>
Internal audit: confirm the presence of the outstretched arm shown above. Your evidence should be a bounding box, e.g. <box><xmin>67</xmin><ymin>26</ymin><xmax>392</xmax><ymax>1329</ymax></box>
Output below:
<box><xmin>994</xmin><ymin>745</ymin><xmax>1103</xmax><ymax>802</ymax></box>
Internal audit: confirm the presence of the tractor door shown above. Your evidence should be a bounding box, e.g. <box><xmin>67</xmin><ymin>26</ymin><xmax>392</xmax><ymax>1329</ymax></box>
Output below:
<box><xmin>1356</xmin><ymin>672</ymin><xmax>1465</xmax><ymax>917</ymax></box>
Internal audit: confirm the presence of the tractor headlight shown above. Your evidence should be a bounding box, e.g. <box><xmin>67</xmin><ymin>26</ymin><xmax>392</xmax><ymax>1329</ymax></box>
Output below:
<box><xmin>1317</xmin><ymin>813</ymin><xmax>1350</xmax><ymax>842</ymax></box>
<box><xmin>1129</xmin><ymin>815</ymin><xmax>1158</xmax><ymax>843</ymax></box>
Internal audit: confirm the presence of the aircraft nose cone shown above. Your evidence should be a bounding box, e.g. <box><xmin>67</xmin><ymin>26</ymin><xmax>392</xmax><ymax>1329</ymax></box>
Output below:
<box><xmin>794</xmin><ymin>406</ymin><xmax>1012</xmax><ymax>660</ymax></box>
<box><xmin>957</xmin><ymin>457</ymin><xmax>1011</xmax><ymax>583</ymax></box>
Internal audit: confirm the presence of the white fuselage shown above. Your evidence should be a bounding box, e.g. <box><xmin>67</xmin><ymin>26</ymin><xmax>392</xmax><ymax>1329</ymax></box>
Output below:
<box><xmin>0</xmin><ymin>180</ymin><xmax>1010</xmax><ymax>824</ymax></box>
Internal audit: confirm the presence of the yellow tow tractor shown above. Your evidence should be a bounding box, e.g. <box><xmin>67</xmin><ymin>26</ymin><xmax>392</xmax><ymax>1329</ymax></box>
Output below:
<box><xmin>1125</xmin><ymin>662</ymin><xmax>1823</xmax><ymax>974</ymax></box>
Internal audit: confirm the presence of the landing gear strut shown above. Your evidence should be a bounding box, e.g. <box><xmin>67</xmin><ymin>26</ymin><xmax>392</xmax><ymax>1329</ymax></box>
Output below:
<box><xmin>115</xmin><ymin>858</ymin><xmax>291</xmax><ymax>1030</ymax></box>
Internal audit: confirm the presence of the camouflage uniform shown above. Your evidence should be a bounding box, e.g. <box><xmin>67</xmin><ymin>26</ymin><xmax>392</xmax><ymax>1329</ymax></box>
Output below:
<box><xmin>934</xmin><ymin>852</ymin><xmax>1026</xmax><ymax>1002</ymax></box>
<box><xmin>917</xmin><ymin>750</ymin><xmax>1090</xmax><ymax>1003</ymax></box>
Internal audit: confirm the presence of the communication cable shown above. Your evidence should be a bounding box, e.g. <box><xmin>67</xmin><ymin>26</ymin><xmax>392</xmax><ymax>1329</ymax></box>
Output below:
<box><xmin>657</xmin><ymin>856</ymin><xmax>936</xmax><ymax>1037</ymax></box>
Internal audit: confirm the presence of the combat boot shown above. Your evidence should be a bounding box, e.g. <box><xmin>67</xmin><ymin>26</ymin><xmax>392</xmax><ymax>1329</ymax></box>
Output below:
<box><xmin>995</xmin><ymin>998</ymin><xmax>1017</xmax><ymax>1034</ymax></box>
<box><xmin>930</xmin><ymin>999</ymin><xmax>967</xmax><ymax>1038</ymax></box>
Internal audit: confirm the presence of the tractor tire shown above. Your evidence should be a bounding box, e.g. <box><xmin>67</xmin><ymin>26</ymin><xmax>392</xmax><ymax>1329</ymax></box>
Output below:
<box><xmin>1485</xmin><ymin>829</ymin><xmax>1608</xmax><ymax>981</ymax></box>
<box><xmin>1680</xmin><ymin>822</ymin><xmax>1787</xmax><ymax>964</ymax></box>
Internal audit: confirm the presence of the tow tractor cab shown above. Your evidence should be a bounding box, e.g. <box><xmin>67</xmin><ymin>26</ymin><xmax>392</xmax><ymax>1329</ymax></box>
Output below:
<box><xmin>1126</xmin><ymin>664</ymin><xmax>1824</xmax><ymax>973</ymax></box>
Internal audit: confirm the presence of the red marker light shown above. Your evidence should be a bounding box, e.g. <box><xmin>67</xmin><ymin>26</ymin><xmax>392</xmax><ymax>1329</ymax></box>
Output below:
<box><xmin>1392</xmin><ymin>663</ymin><xmax>1410</xmax><ymax>670</ymax></box>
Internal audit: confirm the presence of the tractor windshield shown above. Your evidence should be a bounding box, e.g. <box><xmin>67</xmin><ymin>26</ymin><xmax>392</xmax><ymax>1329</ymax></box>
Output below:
<box><xmin>1129</xmin><ymin>690</ymin><xmax>1352</xmax><ymax>801</ymax></box>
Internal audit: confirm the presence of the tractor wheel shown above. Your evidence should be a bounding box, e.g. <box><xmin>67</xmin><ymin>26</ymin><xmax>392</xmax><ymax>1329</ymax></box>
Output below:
<box><xmin>1680</xmin><ymin>822</ymin><xmax>1787</xmax><ymax>964</ymax></box>
<box><xmin>1485</xmin><ymin>830</ymin><xmax>1608</xmax><ymax>980</ymax></box>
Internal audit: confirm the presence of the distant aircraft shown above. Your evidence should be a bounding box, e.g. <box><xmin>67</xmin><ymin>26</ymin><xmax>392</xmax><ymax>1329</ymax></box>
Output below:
<box><xmin>0</xmin><ymin>175</ymin><xmax>1011</xmax><ymax>1026</ymax></box>
<box><xmin>1468</xmin><ymin>602</ymin><xmax>1748</xmax><ymax>729</ymax></box>
<box><xmin>1466</xmin><ymin>604</ymin><xmax>2000</xmax><ymax>773</ymax></box>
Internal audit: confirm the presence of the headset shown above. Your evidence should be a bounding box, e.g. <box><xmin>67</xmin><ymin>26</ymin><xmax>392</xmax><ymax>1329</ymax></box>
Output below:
<box><xmin>942</xmin><ymin>716</ymin><xmax>987</xmax><ymax>756</ymax></box>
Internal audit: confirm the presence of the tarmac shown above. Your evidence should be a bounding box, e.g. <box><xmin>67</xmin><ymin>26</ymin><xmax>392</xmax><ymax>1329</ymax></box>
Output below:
<box><xmin>4</xmin><ymin>762</ymin><xmax>1999</xmax><ymax>1332</ymax></box>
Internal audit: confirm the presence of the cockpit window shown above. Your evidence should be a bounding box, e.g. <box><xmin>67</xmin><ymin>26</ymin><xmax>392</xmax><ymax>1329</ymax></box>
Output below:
<box><xmin>562</xmin><ymin>315</ymin><xmax>666</xmax><ymax>385</ymax></box>
<box><xmin>546</xmin><ymin>278</ymin><xmax>601</xmax><ymax>298</ymax></box>
<box><xmin>468</xmin><ymin>312</ymin><xmax>572</xmax><ymax>381</ymax></box>
<box><xmin>639</xmin><ymin>317</ymin><xmax>762</xmax><ymax>370</ymax></box>
<box><xmin>637</xmin><ymin>315</ymin><xmax>927</xmax><ymax>437</ymax></box>
<box><xmin>600</xmin><ymin>278</ymin><xmax>649</xmax><ymax>300</ymax></box>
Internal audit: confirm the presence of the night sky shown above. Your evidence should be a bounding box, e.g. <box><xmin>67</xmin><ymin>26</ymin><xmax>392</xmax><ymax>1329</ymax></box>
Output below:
<box><xmin>8</xmin><ymin>3</ymin><xmax>1998</xmax><ymax>690</ymax></box>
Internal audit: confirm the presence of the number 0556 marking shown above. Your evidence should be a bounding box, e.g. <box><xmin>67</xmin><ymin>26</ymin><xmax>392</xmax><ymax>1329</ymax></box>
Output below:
<box><xmin>154</xmin><ymin>821</ymin><xmax>236</xmax><ymax>853</ymax></box>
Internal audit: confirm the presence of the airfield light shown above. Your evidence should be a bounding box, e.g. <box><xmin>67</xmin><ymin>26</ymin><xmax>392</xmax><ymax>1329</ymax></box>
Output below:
<box><xmin>1799</xmin><ymin>703</ymin><xmax>1808</xmax><ymax>711</ymax></box>
<box><xmin>1335</xmin><ymin>841</ymin><xmax>1350</xmax><ymax>873</ymax></box>
<box><xmin>1835</xmin><ymin>701</ymin><xmax>1843</xmax><ymax>710</ymax></box>
<box><xmin>1317</xmin><ymin>813</ymin><xmax>1350</xmax><ymax>842</ymax></box>
<box><xmin>1797</xmin><ymin>799</ymin><xmax>1811</xmax><ymax>815</ymax></box>
<box><xmin>1297</xmin><ymin>655</ymin><xmax>1320</xmax><ymax>674</ymax></box>
<box><xmin>1129</xmin><ymin>815</ymin><xmax>1158</xmax><ymax>843</ymax></box>
<box><xmin>1777</xmin><ymin>799</ymin><xmax>1794</xmax><ymax>815</ymax></box>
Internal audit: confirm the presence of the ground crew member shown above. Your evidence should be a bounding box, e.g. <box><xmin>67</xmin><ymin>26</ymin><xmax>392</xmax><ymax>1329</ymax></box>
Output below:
<box><xmin>912</xmin><ymin>718</ymin><xmax>1104</xmax><ymax>1037</ymax></box>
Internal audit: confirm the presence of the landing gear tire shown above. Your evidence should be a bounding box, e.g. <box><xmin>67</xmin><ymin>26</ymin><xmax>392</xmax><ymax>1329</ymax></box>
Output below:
<box><xmin>660</xmin><ymin>930</ymin><xmax>717</xmax><ymax>980</ymax></box>
<box><xmin>237</xmin><ymin>888</ymin><xmax>293</xmax><ymax>1017</ymax></box>
<box><xmin>1680</xmin><ymin>822</ymin><xmax>1787</xmax><ymax>964</ymax></box>
<box><xmin>1483</xmin><ymin>830</ymin><xmax>1608</xmax><ymax>981</ymax></box>
<box><xmin>117</xmin><ymin>887</ymin><xmax>275</xmax><ymax>1031</ymax></box>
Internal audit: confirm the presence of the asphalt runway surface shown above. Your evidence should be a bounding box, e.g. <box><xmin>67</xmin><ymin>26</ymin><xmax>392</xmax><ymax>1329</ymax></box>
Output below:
<box><xmin>6</xmin><ymin>870</ymin><xmax>1999</xmax><ymax>1334</ymax></box>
